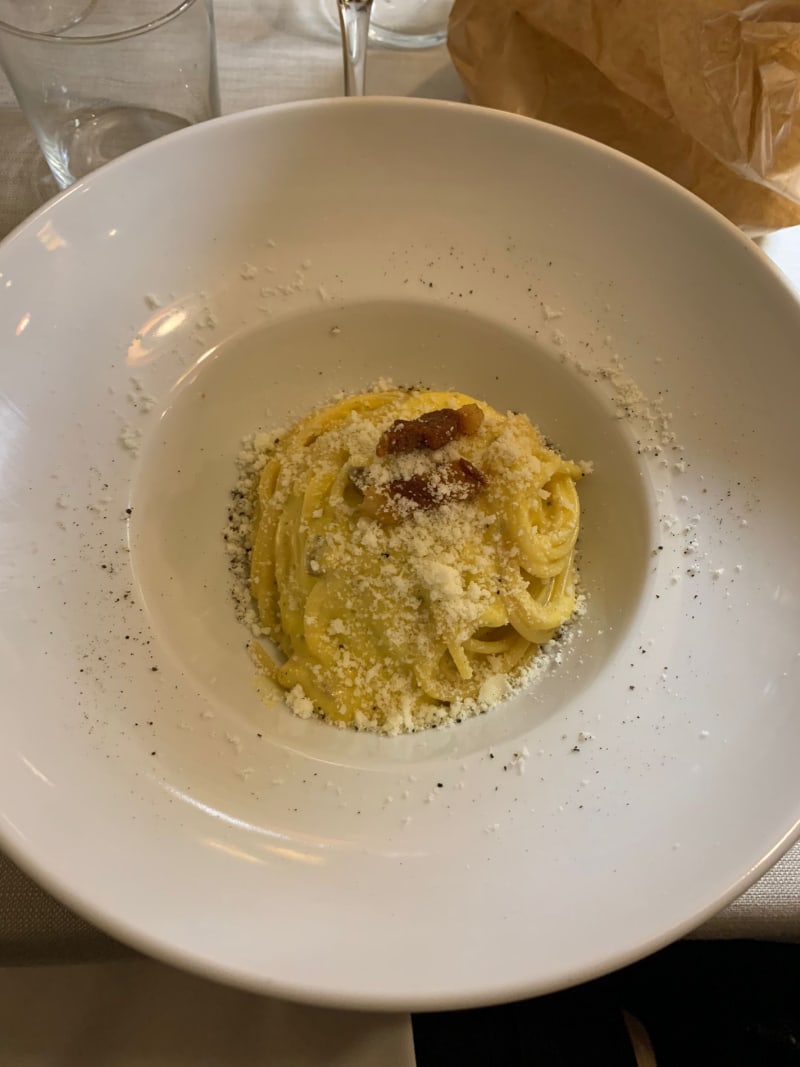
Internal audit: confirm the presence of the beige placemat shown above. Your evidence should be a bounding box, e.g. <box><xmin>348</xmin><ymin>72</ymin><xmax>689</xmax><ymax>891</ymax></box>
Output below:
<box><xmin>0</xmin><ymin>852</ymin><xmax>126</xmax><ymax>963</ymax></box>
<box><xmin>0</xmin><ymin>956</ymin><xmax>415</xmax><ymax>1066</ymax></box>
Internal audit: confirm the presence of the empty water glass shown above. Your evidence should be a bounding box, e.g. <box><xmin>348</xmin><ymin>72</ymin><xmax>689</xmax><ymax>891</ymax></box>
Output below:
<box><xmin>0</xmin><ymin>0</ymin><xmax>220</xmax><ymax>189</ymax></box>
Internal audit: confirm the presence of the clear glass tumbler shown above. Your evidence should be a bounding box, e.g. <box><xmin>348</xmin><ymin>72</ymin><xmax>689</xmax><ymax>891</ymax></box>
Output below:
<box><xmin>369</xmin><ymin>0</ymin><xmax>453</xmax><ymax>49</ymax></box>
<box><xmin>0</xmin><ymin>0</ymin><xmax>220</xmax><ymax>189</ymax></box>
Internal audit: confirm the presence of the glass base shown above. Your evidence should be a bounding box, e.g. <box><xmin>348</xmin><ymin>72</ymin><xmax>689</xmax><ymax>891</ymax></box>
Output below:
<box><xmin>368</xmin><ymin>23</ymin><xmax>447</xmax><ymax>49</ymax></box>
<box><xmin>321</xmin><ymin>1</ymin><xmax>449</xmax><ymax>52</ymax></box>
<box><xmin>38</xmin><ymin>104</ymin><xmax>191</xmax><ymax>188</ymax></box>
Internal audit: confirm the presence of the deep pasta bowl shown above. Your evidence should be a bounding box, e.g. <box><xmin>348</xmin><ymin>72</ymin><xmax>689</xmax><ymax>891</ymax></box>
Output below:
<box><xmin>0</xmin><ymin>98</ymin><xmax>799</xmax><ymax>1010</ymax></box>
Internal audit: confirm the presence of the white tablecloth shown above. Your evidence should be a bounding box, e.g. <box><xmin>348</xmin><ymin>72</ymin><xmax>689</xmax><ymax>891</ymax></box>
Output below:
<box><xmin>0</xmin><ymin>0</ymin><xmax>798</xmax><ymax>993</ymax></box>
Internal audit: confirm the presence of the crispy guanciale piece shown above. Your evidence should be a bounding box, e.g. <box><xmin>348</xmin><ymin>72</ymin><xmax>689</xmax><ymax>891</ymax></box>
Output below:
<box><xmin>361</xmin><ymin>458</ymin><xmax>486</xmax><ymax>523</ymax></box>
<box><xmin>376</xmin><ymin>403</ymin><xmax>484</xmax><ymax>457</ymax></box>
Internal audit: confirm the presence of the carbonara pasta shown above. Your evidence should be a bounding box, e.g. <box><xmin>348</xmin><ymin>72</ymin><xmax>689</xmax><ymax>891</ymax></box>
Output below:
<box><xmin>241</xmin><ymin>388</ymin><xmax>587</xmax><ymax>734</ymax></box>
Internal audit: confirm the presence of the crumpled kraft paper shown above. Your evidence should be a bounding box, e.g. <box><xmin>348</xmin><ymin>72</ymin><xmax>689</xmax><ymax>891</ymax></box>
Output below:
<box><xmin>448</xmin><ymin>0</ymin><xmax>800</xmax><ymax>232</ymax></box>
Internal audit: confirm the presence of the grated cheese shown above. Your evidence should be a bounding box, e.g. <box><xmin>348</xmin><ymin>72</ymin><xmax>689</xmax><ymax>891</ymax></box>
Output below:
<box><xmin>225</xmin><ymin>387</ymin><xmax>588</xmax><ymax>734</ymax></box>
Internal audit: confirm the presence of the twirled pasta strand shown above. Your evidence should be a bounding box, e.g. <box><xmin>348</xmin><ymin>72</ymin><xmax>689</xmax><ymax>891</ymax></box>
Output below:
<box><xmin>245</xmin><ymin>389</ymin><xmax>586</xmax><ymax>733</ymax></box>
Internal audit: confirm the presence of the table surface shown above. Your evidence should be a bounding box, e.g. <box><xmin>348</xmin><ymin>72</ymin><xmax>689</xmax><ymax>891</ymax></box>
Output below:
<box><xmin>0</xmin><ymin>0</ymin><xmax>799</xmax><ymax>967</ymax></box>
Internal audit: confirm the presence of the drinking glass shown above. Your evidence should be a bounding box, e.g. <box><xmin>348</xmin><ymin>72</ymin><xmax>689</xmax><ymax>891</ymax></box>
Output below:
<box><xmin>0</xmin><ymin>0</ymin><xmax>220</xmax><ymax>189</ymax></box>
<box><xmin>369</xmin><ymin>0</ymin><xmax>452</xmax><ymax>49</ymax></box>
<box><xmin>335</xmin><ymin>0</ymin><xmax>451</xmax><ymax>96</ymax></box>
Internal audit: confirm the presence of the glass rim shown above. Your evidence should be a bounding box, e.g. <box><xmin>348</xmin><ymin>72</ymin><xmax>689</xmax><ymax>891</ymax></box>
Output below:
<box><xmin>0</xmin><ymin>0</ymin><xmax>200</xmax><ymax>43</ymax></box>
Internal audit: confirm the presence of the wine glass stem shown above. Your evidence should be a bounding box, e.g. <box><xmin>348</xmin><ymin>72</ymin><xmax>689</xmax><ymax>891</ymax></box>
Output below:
<box><xmin>338</xmin><ymin>0</ymin><xmax>373</xmax><ymax>97</ymax></box>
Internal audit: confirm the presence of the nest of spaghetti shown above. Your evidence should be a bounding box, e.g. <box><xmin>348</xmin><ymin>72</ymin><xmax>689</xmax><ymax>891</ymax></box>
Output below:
<box><xmin>243</xmin><ymin>388</ymin><xmax>588</xmax><ymax>734</ymax></box>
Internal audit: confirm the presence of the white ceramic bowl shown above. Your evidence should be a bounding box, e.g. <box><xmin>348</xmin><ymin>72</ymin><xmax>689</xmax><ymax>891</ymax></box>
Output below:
<box><xmin>1</xmin><ymin>98</ymin><xmax>799</xmax><ymax>1010</ymax></box>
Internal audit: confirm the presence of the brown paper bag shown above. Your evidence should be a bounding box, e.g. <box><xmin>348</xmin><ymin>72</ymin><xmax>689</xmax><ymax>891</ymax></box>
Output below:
<box><xmin>448</xmin><ymin>0</ymin><xmax>800</xmax><ymax>231</ymax></box>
